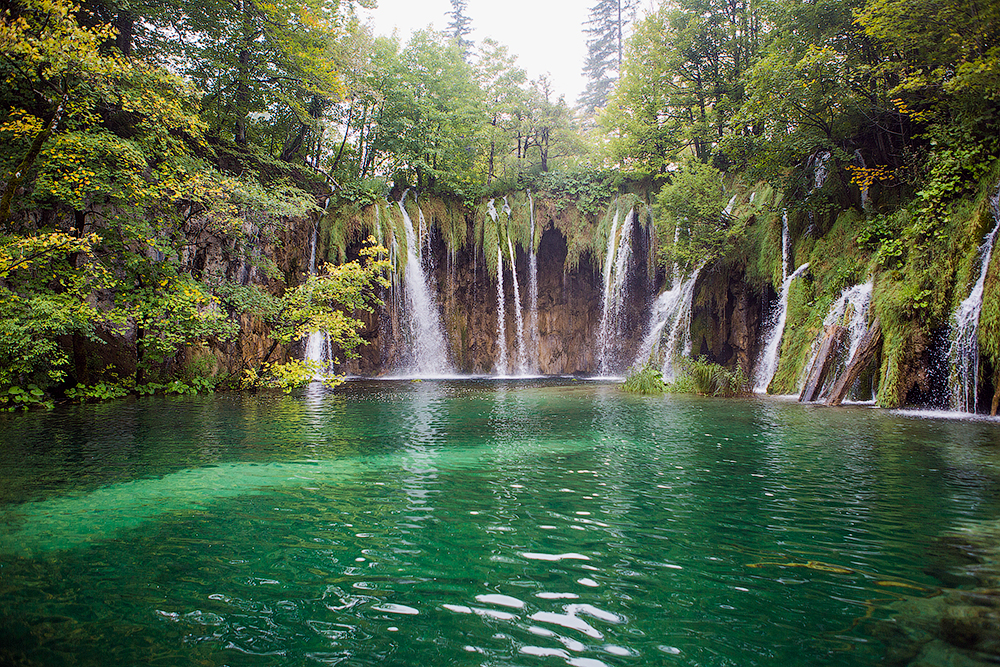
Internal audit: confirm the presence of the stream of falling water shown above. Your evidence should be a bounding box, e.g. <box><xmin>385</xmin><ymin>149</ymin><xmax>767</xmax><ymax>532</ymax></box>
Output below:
<box><xmin>754</xmin><ymin>263</ymin><xmax>810</xmax><ymax>393</ymax></box>
<box><xmin>781</xmin><ymin>211</ymin><xmax>790</xmax><ymax>281</ymax></box>
<box><xmin>799</xmin><ymin>281</ymin><xmax>874</xmax><ymax>400</ymax></box>
<box><xmin>508</xmin><ymin>236</ymin><xmax>527</xmax><ymax>375</ymax></box>
<box><xmin>395</xmin><ymin>192</ymin><xmax>452</xmax><ymax>376</ymax></box>
<box><xmin>633</xmin><ymin>266</ymin><xmax>703</xmax><ymax>381</ymax></box>
<box><xmin>825</xmin><ymin>281</ymin><xmax>874</xmax><ymax>367</ymax></box>
<box><xmin>948</xmin><ymin>185</ymin><xmax>1000</xmax><ymax>412</ymax></box>
<box><xmin>495</xmin><ymin>243</ymin><xmax>508</xmax><ymax>375</ymax></box>
<box><xmin>528</xmin><ymin>192</ymin><xmax>539</xmax><ymax>374</ymax></box>
<box><xmin>596</xmin><ymin>209</ymin><xmax>634</xmax><ymax>375</ymax></box>
<box><xmin>304</xmin><ymin>222</ymin><xmax>329</xmax><ymax>376</ymax></box>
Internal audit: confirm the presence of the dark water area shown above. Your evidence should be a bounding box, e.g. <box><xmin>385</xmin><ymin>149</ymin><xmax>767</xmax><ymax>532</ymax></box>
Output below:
<box><xmin>2</xmin><ymin>379</ymin><xmax>1000</xmax><ymax>666</ymax></box>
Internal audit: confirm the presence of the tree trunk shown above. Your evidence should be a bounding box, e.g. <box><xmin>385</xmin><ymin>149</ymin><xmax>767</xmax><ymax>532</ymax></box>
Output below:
<box><xmin>826</xmin><ymin>318</ymin><xmax>881</xmax><ymax>406</ymax></box>
<box><xmin>330</xmin><ymin>101</ymin><xmax>355</xmax><ymax>172</ymax></box>
<box><xmin>800</xmin><ymin>325</ymin><xmax>847</xmax><ymax>402</ymax></box>
<box><xmin>114</xmin><ymin>10</ymin><xmax>135</xmax><ymax>56</ymax></box>
<box><xmin>0</xmin><ymin>98</ymin><xmax>66</xmax><ymax>226</ymax></box>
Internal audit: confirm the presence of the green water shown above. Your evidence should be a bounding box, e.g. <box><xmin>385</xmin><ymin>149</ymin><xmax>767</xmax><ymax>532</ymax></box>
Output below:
<box><xmin>2</xmin><ymin>379</ymin><xmax>1000</xmax><ymax>666</ymax></box>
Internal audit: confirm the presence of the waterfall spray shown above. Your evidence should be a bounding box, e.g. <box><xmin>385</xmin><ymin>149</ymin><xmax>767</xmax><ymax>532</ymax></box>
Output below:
<box><xmin>597</xmin><ymin>209</ymin><xmax>635</xmax><ymax>375</ymax></box>
<box><xmin>527</xmin><ymin>192</ymin><xmax>540</xmax><ymax>374</ymax></box>
<box><xmin>507</xmin><ymin>237</ymin><xmax>527</xmax><ymax>375</ymax></box>
<box><xmin>304</xmin><ymin>222</ymin><xmax>329</xmax><ymax>377</ymax></box>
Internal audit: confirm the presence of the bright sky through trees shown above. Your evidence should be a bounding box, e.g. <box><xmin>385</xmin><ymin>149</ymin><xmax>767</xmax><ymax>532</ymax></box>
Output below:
<box><xmin>361</xmin><ymin>0</ymin><xmax>591</xmax><ymax>102</ymax></box>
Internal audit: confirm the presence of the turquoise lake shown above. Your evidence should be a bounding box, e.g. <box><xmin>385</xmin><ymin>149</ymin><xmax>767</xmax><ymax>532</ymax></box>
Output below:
<box><xmin>2</xmin><ymin>379</ymin><xmax>1000</xmax><ymax>666</ymax></box>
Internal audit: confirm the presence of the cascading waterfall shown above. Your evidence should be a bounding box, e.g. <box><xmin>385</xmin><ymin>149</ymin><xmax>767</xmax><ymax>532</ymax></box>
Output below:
<box><xmin>395</xmin><ymin>192</ymin><xmax>452</xmax><ymax>376</ymax></box>
<box><xmin>304</xmin><ymin>222</ymin><xmax>330</xmax><ymax>376</ymax></box>
<box><xmin>781</xmin><ymin>211</ymin><xmax>790</xmax><ymax>281</ymax></box>
<box><xmin>811</xmin><ymin>150</ymin><xmax>832</xmax><ymax>191</ymax></box>
<box><xmin>948</xmin><ymin>186</ymin><xmax>1000</xmax><ymax>412</ymax></box>
<box><xmin>527</xmin><ymin>192</ymin><xmax>540</xmax><ymax>374</ymax></box>
<box><xmin>495</xmin><ymin>243</ymin><xmax>508</xmax><ymax>375</ymax></box>
<box><xmin>799</xmin><ymin>281</ymin><xmax>874</xmax><ymax>400</ymax></box>
<box><xmin>825</xmin><ymin>281</ymin><xmax>874</xmax><ymax>366</ymax></box>
<box><xmin>507</xmin><ymin>236</ymin><xmax>528</xmax><ymax>375</ymax></box>
<box><xmin>596</xmin><ymin>209</ymin><xmax>635</xmax><ymax>375</ymax></box>
<box><xmin>754</xmin><ymin>263</ymin><xmax>810</xmax><ymax>393</ymax></box>
<box><xmin>723</xmin><ymin>194</ymin><xmax>738</xmax><ymax>217</ymax></box>
<box><xmin>633</xmin><ymin>266</ymin><xmax>703</xmax><ymax>381</ymax></box>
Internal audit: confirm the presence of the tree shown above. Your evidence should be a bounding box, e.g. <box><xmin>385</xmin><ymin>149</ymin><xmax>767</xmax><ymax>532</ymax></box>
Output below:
<box><xmin>474</xmin><ymin>39</ymin><xmax>527</xmax><ymax>183</ymax></box>
<box><xmin>446</xmin><ymin>0</ymin><xmax>474</xmax><ymax>61</ymax></box>
<box><xmin>579</xmin><ymin>0</ymin><xmax>635</xmax><ymax>114</ymax></box>
<box><xmin>601</xmin><ymin>0</ymin><xmax>763</xmax><ymax>174</ymax></box>
<box><xmin>727</xmin><ymin>0</ymin><xmax>884</xmax><ymax>192</ymax></box>
<box><xmin>223</xmin><ymin>239</ymin><xmax>390</xmax><ymax>390</ymax></box>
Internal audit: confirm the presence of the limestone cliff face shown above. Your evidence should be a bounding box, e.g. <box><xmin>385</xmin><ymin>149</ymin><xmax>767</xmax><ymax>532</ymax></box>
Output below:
<box><xmin>689</xmin><ymin>261</ymin><xmax>771</xmax><ymax>376</ymax></box>
<box><xmin>340</xmin><ymin>198</ymin><xmax>659</xmax><ymax>376</ymax></box>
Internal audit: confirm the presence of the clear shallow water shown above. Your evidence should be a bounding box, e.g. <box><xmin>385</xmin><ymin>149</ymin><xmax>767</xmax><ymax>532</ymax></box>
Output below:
<box><xmin>2</xmin><ymin>380</ymin><xmax>1000</xmax><ymax>666</ymax></box>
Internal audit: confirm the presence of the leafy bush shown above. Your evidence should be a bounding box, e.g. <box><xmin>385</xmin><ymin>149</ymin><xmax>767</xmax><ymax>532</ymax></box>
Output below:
<box><xmin>0</xmin><ymin>383</ymin><xmax>53</xmax><ymax>410</ymax></box>
<box><xmin>65</xmin><ymin>382</ymin><xmax>130</xmax><ymax>402</ymax></box>
<box><xmin>242</xmin><ymin>359</ymin><xmax>342</xmax><ymax>393</ymax></box>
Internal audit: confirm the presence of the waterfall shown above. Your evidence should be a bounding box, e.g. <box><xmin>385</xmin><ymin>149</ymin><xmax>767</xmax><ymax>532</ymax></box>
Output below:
<box><xmin>811</xmin><ymin>150</ymin><xmax>832</xmax><ymax>191</ymax></box>
<box><xmin>723</xmin><ymin>194</ymin><xmax>738</xmax><ymax>217</ymax></box>
<box><xmin>495</xmin><ymin>243</ymin><xmax>508</xmax><ymax>375</ymax></box>
<box><xmin>507</xmin><ymin>237</ymin><xmax>528</xmax><ymax>374</ymax></box>
<box><xmin>395</xmin><ymin>193</ymin><xmax>452</xmax><ymax>377</ymax></box>
<box><xmin>825</xmin><ymin>281</ymin><xmax>874</xmax><ymax>366</ymax></box>
<box><xmin>799</xmin><ymin>281</ymin><xmax>874</xmax><ymax>400</ymax></box>
<box><xmin>633</xmin><ymin>266</ymin><xmax>703</xmax><ymax>381</ymax></box>
<box><xmin>754</xmin><ymin>263</ymin><xmax>810</xmax><ymax>393</ymax></box>
<box><xmin>304</xmin><ymin>222</ymin><xmax>329</xmax><ymax>376</ymax></box>
<box><xmin>596</xmin><ymin>209</ymin><xmax>635</xmax><ymax>375</ymax></box>
<box><xmin>781</xmin><ymin>211</ymin><xmax>790</xmax><ymax>281</ymax></box>
<box><xmin>948</xmin><ymin>187</ymin><xmax>1000</xmax><ymax>412</ymax></box>
<box><xmin>527</xmin><ymin>192</ymin><xmax>540</xmax><ymax>374</ymax></box>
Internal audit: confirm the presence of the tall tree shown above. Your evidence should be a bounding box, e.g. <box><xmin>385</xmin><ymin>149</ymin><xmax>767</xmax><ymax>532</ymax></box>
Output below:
<box><xmin>579</xmin><ymin>0</ymin><xmax>634</xmax><ymax>114</ymax></box>
<box><xmin>602</xmin><ymin>0</ymin><xmax>763</xmax><ymax>174</ymax></box>
<box><xmin>446</xmin><ymin>0</ymin><xmax>474</xmax><ymax>60</ymax></box>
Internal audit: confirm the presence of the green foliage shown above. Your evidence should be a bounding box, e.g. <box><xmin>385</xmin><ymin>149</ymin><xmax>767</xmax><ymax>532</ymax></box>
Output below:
<box><xmin>622</xmin><ymin>363</ymin><xmax>666</xmax><ymax>394</ymax></box>
<box><xmin>857</xmin><ymin>211</ymin><xmax>907</xmax><ymax>270</ymax></box>
<box><xmin>0</xmin><ymin>383</ymin><xmax>53</xmax><ymax>411</ymax></box>
<box><xmin>656</xmin><ymin>161</ymin><xmax>736</xmax><ymax>271</ymax></box>
<box><xmin>65</xmin><ymin>382</ymin><xmax>130</xmax><ymax>403</ymax></box>
<box><xmin>533</xmin><ymin>170</ymin><xmax>618</xmax><ymax>216</ymax></box>
<box><xmin>242</xmin><ymin>359</ymin><xmax>341</xmax><ymax>394</ymax></box>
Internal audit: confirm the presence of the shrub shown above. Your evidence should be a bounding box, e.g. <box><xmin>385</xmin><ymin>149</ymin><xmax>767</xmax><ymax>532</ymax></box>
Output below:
<box><xmin>623</xmin><ymin>363</ymin><xmax>667</xmax><ymax>394</ymax></box>
<box><xmin>669</xmin><ymin>357</ymin><xmax>751</xmax><ymax>397</ymax></box>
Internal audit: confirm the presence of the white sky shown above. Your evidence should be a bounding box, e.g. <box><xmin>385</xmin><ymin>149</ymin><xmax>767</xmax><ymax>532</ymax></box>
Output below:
<box><xmin>360</xmin><ymin>0</ymin><xmax>591</xmax><ymax>104</ymax></box>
